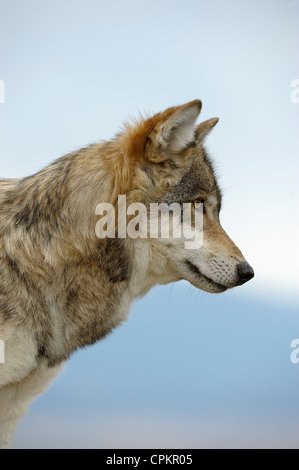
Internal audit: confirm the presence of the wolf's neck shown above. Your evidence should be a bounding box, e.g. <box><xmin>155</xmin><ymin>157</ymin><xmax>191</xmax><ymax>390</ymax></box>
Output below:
<box><xmin>128</xmin><ymin>240</ymin><xmax>177</xmax><ymax>300</ymax></box>
<box><xmin>1</xmin><ymin>144</ymin><xmax>120</xmax><ymax>269</ymax></box>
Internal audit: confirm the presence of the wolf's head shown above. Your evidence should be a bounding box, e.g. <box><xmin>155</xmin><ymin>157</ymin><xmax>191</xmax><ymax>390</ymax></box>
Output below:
<box><xmin>102</xmin><ymin>100</ymin><xmax>254</xmax><ymax>294</ymax></box>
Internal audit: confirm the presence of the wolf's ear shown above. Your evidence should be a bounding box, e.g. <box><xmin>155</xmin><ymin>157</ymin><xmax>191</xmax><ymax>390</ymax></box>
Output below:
<box><xmin>146</xmin><ymin>100</ymin><xmax>202</xmax><ymax>162</ymax></box>
<box><xmin>195</xmin><ymin>117</ymin><xmax>219</xmax><ymax>142</ymax></box>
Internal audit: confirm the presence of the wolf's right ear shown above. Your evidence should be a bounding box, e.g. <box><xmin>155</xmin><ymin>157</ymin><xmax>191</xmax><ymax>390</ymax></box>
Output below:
<box><xmin>146</xmin><ymin>100</ymin><xmax>202</xmax><ymax>162</ymax></box>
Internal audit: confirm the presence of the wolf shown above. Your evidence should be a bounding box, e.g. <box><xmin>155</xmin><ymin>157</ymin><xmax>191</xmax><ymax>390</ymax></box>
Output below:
<box><xmin>0</xmin><ymin>100</ymin><xmax>254</xmax><ymax>448</ymax></box>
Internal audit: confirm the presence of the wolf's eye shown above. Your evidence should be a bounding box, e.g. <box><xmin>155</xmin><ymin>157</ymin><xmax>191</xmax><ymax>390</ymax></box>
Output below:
<box><xmin>193</xmin><ymin>199</ymin><xmax>204</xmax><ymax>209</ymax></box>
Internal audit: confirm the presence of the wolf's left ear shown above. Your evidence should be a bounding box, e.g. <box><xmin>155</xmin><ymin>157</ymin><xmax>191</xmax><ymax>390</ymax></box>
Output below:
<box><xmin>195</xmin><ymin>117</ymin><xmax>219</xmax><ymax>142</ymax></box>
<box><xmin>146</xmin><ymin>100</ymin><xmax>202</xmax><ymax>162</ymax></box>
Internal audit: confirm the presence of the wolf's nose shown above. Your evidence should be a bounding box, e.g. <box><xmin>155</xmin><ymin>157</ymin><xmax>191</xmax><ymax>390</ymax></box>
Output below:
<box><xmin>237</xmin><ymin>262</ymin><xmax>255</xmax><ymax>285</ymax></box>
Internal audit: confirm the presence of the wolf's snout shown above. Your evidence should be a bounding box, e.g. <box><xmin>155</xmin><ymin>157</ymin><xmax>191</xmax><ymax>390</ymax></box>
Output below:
<box><xmin>236</xmin><ymin>262</ymin><xmax>254</xmax><ymax>285</ymax></box>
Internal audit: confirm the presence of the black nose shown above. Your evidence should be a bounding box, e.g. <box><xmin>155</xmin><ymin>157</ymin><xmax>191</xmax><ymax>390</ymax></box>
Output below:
<box><xmin>237</xmin><ymin>262</ymin><xmax>255</xmax><ymax>285</ymax></box>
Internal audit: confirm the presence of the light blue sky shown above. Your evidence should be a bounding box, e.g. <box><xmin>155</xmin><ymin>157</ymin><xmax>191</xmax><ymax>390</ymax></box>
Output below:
<box><xmin>0</xmin><ymin>0</ymin><xmax>299</xmax><ymax>448</ymax></box>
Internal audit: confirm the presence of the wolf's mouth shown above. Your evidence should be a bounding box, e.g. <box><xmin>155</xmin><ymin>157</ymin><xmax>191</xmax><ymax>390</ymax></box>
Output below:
<box><xmin>185</xmin><ymin>260</ymin><xmax>228</xmax><ymax>292</ymax></box>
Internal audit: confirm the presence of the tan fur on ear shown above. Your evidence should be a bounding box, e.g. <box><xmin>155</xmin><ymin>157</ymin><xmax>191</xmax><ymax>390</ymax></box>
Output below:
<box><xmin>159</xmin><ymin>100</ymin><xmax>202</xmax><ymax>155</ymax></box>
<box><xmin>195</xmin><ymin>117</ymin><xmax>219</xmax><ymax>142</ymax></box>
<box><xmin>123</xmin><ymin>100</ymin><xmax>202</xmax><ymax>164</ymax></box>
